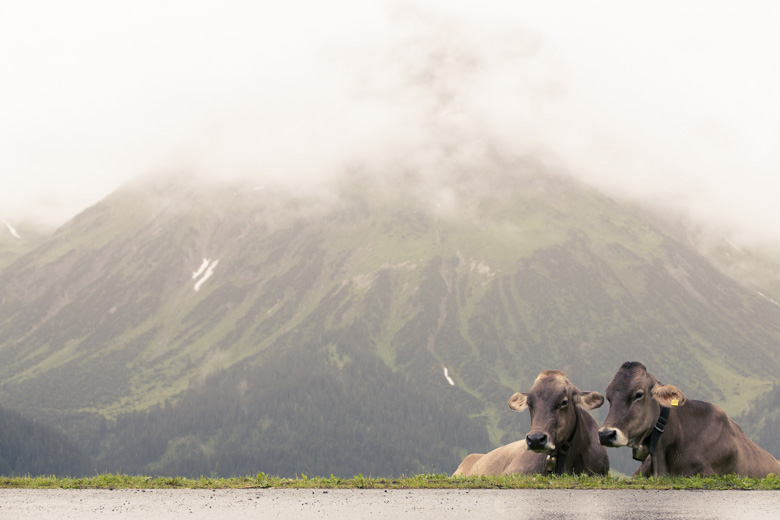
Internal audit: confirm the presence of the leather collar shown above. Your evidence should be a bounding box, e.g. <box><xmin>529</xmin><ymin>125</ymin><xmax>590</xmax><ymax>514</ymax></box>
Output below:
<box><xmin>632</xmin><ymin>406</ymin><xmax>670</xmax><ymax>462</ymax></box>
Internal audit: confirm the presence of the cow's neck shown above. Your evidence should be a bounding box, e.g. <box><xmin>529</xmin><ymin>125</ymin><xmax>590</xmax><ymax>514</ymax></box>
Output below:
<box><xmin>546</xmin><ymin>406</ymin><xmax>582</xmax><ymax>475</ymax></box>
<box><xmin>633</xmin><ymin>405</ymin><xmax>672</xmax><ymax>475</ymax></box>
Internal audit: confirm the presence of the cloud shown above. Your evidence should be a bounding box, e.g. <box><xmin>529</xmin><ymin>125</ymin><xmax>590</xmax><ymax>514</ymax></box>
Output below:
<box><xmin>1</xmin><ymin>1</ymin><xmax>779</xmax><ymax>247</ymax></box>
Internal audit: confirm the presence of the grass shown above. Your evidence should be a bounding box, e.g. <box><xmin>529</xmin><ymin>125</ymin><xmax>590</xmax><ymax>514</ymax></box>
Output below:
<box><xmin>1</xmin><ymin>473</ymin><xmax>779</xmax><ymax>490</ymax></box>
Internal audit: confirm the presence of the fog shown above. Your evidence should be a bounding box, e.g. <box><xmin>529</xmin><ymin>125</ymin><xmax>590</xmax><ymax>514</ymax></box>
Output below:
<box><xmin>2</xmin><ymin>1</ymin><xmax>779</xmax><ymax>246</ymax></box>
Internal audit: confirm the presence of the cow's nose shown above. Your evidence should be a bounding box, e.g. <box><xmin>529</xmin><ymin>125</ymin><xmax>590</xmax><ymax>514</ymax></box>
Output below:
<box><xmin>599</xmin><ymin>428</ymin><xmax>617</xmax><ymax>446</ymax></box>
<box><xmin>526</xmin><ymin>432</ymin><xmax>548</xmax><ymax>450</ymax></box>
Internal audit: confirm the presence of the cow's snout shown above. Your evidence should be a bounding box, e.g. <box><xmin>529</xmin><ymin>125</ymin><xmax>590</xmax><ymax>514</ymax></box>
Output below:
<box><xmin>526</xmin><ymin>432</ymin><xmax>550</xmax><ymax>452</ymax></box>
<box><xmin>598</xmin><ymin>428</ymin><xmax>617</xmax><ymax>446</ymax></box>
<box><xmin>598</xmin><ymin>427</ymin><xmax>628</xmax><ymax>447</ymax></box>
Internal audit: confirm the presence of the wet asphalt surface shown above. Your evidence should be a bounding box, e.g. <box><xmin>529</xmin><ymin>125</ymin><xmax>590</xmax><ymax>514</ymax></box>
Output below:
<box><xmin>0</xmin><ymin>488</ymin><xmax>777</xmax><ymax>519</ymax></box>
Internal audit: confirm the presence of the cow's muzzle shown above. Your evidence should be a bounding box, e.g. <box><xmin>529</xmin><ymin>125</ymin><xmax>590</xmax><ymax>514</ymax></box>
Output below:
<box><xmin>526</xmin><ymin>432</ymin><xmax>554</xmax><ymax>452</ymax></box>
<box><xmin>598</xmin><ymin>427</ymin><xmax>627</xmax><ymax>447</ymax></box>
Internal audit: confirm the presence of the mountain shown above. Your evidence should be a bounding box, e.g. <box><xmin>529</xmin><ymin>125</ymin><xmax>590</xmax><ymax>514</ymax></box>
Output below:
<box><xmin>1</xmin><ymin>169</ymin><xmax>779</xmax><ymax>477</ymax></box>
<box><xmin>0</xmin><ymin>219</ymin><xmax>45</xmax><ymax>271</ymax></box>
<box><xmin>637</xmin><ymin>206</ymin><xmax>780</xmax><ymax>308</ymax></box>
<box><xmin>0</xmin><ymin>404</ymin><xmax>90</xmax><ymax>476</ymax></box>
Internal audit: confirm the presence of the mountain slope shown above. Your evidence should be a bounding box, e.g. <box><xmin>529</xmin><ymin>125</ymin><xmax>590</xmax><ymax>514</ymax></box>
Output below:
<box><xmin>0</xmin><ymin>404</ymin><xmax>90</xmax><ymax>476</ymax></box>
<box><xmin>0</xmin><ymin>219</ymin><xmax>45</xmax><ymax>270</ymax></box>
<box><xmin>1</xmin><ymin>170</ymin><xmax>779</xmax><ymax>476</ymax></box>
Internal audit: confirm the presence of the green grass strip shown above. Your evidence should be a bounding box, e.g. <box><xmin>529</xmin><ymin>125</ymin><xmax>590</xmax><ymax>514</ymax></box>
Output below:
<box><xmin>1</xmin><ymin>473</ymin><xmax>779</xmax><ymax>490</ymax></box>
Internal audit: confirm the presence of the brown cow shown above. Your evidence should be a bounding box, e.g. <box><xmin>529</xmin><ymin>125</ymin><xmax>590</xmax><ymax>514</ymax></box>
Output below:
<box><xmin>599</xmin><ymin>361</ymin><xmax>780</xmax><ymax>477</ymax></box>
<box><xmin>453</xmin><ymin>370</ymin><xmax>609</xmax><ymax>476</ymax></box>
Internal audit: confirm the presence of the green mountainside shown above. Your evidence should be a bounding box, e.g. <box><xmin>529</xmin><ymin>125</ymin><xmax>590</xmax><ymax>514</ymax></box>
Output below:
<box><xmin>1</xmin><ymin>170</ymin><xmax>779</xmax><ymax>477</ymax></box>
<box><xmin>0</xmin><ymin>403</ymin><xmax>90</xmax><ymax>476</ymax></box>
<box><xmin>0</xmin><ymin>221</ymin><xmax>45</xmax><ymax>271</ymax></box>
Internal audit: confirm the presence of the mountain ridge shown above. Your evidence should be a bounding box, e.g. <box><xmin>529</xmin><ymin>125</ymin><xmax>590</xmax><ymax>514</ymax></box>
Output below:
<box><xmin>1</xmin><ymin>169</ymin><xmax>779</xmax><ymax>476</ymax></box>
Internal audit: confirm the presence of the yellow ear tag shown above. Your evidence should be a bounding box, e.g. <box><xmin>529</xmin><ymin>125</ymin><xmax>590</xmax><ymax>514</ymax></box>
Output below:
<box><xmin>670</xmin><ymin>398</ymin><xmax>679</xmax><ymax>407</ymax></box>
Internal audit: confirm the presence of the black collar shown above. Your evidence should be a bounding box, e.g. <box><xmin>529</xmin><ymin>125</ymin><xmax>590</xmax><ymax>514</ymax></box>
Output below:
<box><xmin>632</xmin><ymin>406</ymin><xmax>670</xmax><ymax>462</ymax></box>
<box><xmin>545</xmin><ymin>406</ymin><xmax>580</xmax><ymax>474</ymax></box>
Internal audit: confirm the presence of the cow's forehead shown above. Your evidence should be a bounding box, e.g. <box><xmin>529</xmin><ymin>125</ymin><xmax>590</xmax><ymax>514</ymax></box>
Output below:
<box><xmin>606</xmin><ymin>362</ymin><xmax>655</xmax><ymax>394</ymax></box>
<box><xmin>530</xmin><ymin>370</ymin><xmax>571</xmax><ymax>394</ymax></box>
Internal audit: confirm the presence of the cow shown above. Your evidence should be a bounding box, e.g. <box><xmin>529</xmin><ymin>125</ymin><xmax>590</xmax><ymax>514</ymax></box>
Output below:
<box><xmin>453</xmin><ymin>370</ymin><xmax>609</xmax><ymax>476</ymax></box>
<box><xmin>598</xmin><ymin>361</ymin><xmax>780</xmax><ymax>477</ymax></box>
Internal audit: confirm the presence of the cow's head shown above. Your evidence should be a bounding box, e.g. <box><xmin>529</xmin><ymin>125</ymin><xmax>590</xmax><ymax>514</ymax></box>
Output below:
<box><xmin>598</xmin><ymin>361</ymin><xmax>685</xmax><ymax>449</ymax></box>
<box><xmin>508</xmin><ymin>370</ymin><xmax>604</xmax><ymax>454</ymax></box>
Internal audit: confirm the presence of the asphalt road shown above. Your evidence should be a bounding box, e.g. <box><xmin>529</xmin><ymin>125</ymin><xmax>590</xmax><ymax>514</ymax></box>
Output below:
<box><xmin>1</xmin><ymin>488</ymin><xmax>777</xmax><ymax>519</ymax></box>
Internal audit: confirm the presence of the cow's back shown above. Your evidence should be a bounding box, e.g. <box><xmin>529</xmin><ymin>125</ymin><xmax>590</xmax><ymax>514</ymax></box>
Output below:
<box><xmin>452</xmin><ymin>453</ymin><xmax>484</xmax><ymax>476</ymax></box>
<box><xmin>457</xmin><ymin>440</ymin><xmax>544</xmax><ymax>476</ymax></box>
<box><xmin>655</xmin><ymin>400</ymin><xmax>780</xmax><ymax>477</ymax></box>
<box><xmin>727</xmin><ymin>414</ymin><xmax>780</xmax><ymax>477</ymax></box>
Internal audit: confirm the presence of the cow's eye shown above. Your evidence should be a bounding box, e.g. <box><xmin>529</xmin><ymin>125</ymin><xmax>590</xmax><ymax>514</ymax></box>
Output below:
<box><xmin>632</xmin><ymin>391</ymin><xmax>644</xmax><ymax>402</ymax></box>
<box><xmin>558</xmin><ymin>398</ymin><xmax>569</xmax><ymax>409</ymax></box>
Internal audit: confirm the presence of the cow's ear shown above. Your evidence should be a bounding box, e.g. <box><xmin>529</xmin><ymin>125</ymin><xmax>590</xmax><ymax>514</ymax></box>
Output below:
<box><xmin>508</xmin><ymin>392</ymin><xmax>528</xmax><ymax>412</ymax></box>
<box><xmin>653</xmin><ymin>384</ymin><xmax>686</xmax><ymax>407</ymax></box>
<box><xmin>573</xmin><ymin>391</ymin><xmax>604</xmax><ymax>410</ymax></box>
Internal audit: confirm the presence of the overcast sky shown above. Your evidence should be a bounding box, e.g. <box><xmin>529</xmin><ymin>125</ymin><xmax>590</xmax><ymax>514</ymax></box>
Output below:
<box><xmin>2</xmin><ymin>1</ymin><xmax>779</xmax><ymax>245</ymax></box>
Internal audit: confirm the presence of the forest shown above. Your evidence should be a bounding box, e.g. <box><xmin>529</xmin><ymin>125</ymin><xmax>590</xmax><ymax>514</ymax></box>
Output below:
<box><xmin>0</xmin><ymin>404</ymin><xmax>90</xmax><ymax>476</ymax></box>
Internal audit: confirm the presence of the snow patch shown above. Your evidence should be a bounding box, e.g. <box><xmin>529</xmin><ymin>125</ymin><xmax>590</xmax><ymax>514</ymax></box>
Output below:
<box><xmin>756</xmin><ymin>291</ymin><xmax>780</xmax><ymax>309</ymax></box>
<box><xmin>725</xmin><ymin>239</ymin><xmax>746</xmax><ymax>255</ymax></box>
<box><xmin>1</xmin><ymin>219</ymin><xmax>21</xmax><ymax>239</ymax></box>
<box><xmin>194</xmin><ymin>259</ymin><xmax>219</xmax><ymax>291</ymax></box>
<box><xmin>193</xmin><ymin>258</ymin><xmax>210</xmax><ymax>279</ymax></box>
<box><xmin>443</xmin><ymin>367</ymin><xmax>455</xmax><ymax>386</ymax></box>
<box><xmin>470</xmin><ymin>260</ymin><xmax>494</xmax><ymax>277</ymax></box>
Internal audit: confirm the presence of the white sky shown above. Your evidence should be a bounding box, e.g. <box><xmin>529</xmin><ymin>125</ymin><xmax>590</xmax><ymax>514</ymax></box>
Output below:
<box><xmin>1</xmin><ymin>0</ymin><xmax>779</xmax><ymax>245</ymax></box>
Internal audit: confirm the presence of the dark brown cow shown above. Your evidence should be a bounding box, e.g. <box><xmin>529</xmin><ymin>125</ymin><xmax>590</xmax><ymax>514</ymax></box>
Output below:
<box><xmin>599</xmin><ymin>361</ymin><xmax>780</xmax><ymax>477</ymax></box>
<box><xmin>453</xmin><ymin>370</ymin><xmax>609</xmax><ymax>476</ymax></box>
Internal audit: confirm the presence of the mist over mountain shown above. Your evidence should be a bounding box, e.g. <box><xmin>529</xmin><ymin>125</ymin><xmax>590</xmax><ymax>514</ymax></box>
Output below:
<box><xmin>4</xmin><ymin>2</ymin><xmax>780</xmax><ymax>251</ymax></box>
<box><xmin>1</xmin><ymin>167</ymin><xmax>779</xmax><ymax>477</ymax></box>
